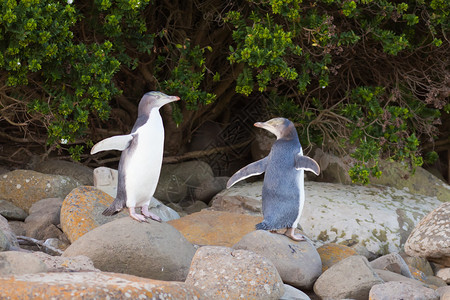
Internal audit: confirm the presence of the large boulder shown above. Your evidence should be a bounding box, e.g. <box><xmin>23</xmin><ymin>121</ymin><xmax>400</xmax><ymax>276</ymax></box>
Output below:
<box><xmin>60</xmin><ymin>186</ymin><xmax>178</xmax><ymax>243</ymax></box>
<box><xmin>233</xmin><ymin>230</ymin><xmax>322</xmax><ymax>289</ymax></box>
<box><xmin>404</xmin><ymin>202</ymin><xmax>450</xmax><ymax>267</ymax></box>
<box><xmin>63</xmin><ymin>217</ymin><xmax>196</xmax><ymax>281</ymax></box>
<box><xmin>370</xmin><ymin>160</ymin><xmax>450</xmax><ymax>202</ymax></box>
<box><xmin>185</xmin><ymin>246</ymin><xmax>284</xmax><ymax>299</ymax></box>
<box><xmin>212</xmin><ymin>181</ymin><xmax>442</xmax><ymax>255</ymax></box>
<box><xmin>313</xmin><ymin>255</ymin><xmax>384</xmax><ymax>300</ymax></box>
<box><xmin>0</xmin><ymin>170</ymin><xmax>81</xmax><ymax>212</ymax></box>
<box><xmin>369</xmin><ymin>281</ymin><xmax>439</xmax><ymax>300</ymax></box>
<box><xmin>167</xmin><ymin>210</ymin><xmax>263</xmax><ymax>247</ymax></box>
<box><xmin>0</xmin><ymin>272</ymin><xmax>206</xmax><ymax>299</ymax></box>
<box><xmin>316</xmin><ymin>243</ymin><xmax>357</xmax><ymax>272</ymax></box>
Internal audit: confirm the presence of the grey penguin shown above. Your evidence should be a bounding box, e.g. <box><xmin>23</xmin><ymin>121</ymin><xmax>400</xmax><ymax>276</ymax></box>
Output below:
<box><xmin>226</xmin><ymin>117</ymin><xmax>320</xmax><ymax>241</ymax></box>
<box><xmin>90</xmin><ymin>91</ymin><xmax>180</xmax><ymax>222</ymax></box>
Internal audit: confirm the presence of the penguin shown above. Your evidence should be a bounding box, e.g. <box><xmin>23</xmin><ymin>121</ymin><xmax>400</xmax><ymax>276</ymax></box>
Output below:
<box><xmin>91</xmin><ymin>91</ymin><xmax>180</xmax><ymax>222</ymax></box>
<box><xmin>226</xmin><ymin>117</ymin><xmax>320</xmax><ymax>241</ymax></box>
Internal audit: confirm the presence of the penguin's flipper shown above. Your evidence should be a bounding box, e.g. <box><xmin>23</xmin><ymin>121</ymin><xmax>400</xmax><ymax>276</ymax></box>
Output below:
<box><xmin>295</xmin><ymin>154</ymin><xmax>320</xmax><ymax>175</ymax></box>
<box><xmin>226</xmin><ymin>157</ymin><xmax>268</xmax><ymax>188</ymax></box>
<box><xmin>91</xmin><ymin>134</ymin><xmax>134</xmax><ymax>154</ymax></box>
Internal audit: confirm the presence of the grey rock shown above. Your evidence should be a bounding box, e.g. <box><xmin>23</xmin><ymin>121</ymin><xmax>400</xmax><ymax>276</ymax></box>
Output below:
<box><xmin>25</xmin><ymin>198</ymin><xmax>63</xmax><ymax>225</ymax></box>
<box><xmin>185</xmin><ymin>246</ymin><xmax>284</xmax><ymax>300</ymax></box>
<box><xmin>312</xmin><ymin>148</ymin><xmax>353</xmax><ymax>184</ymax></box>
<box><xmin>280</xmin><ymin>284</ymin><xmax>311</xmax><ymax>300</ymax></box>
<box><xmin>7</xmin><ymin>221</ymin><xmax>26</xmax><ymax>237</ymax></box>
<box><xmin>233</xmin><ymin>230</ymin><xmax>321</xmax><ymax>289</ymax></box>
<box><xmin>63</xmin><ymin>217</ymin><xmax>195</xmax><ymax>281</ymax></box>
<box><xmin>194</xmin><ymin>176</ymin><xmax>228</xmax><ymax>203</ymax></box>
<box><xmin>313</xmin><ymin>255</ymin><xmax>383</xmax><ymax>300</ymax></box>
<box><xmin>374</xmin><ymin>269</ymin><xmax>430</xmax><ymax>288</ymax></box>
<box><xmin>182</xmin><ymin>200</ymin><xmax>208</xmax><ymax>215</ymax></box>
<box><xmin>369</xmin><ymin>281</ymin><xmax>439</xmax><ymax>300</ymax></box>
<box><xmin>0</xmin><ymin>251</ymin><xmax>48</xmax><ymax>275</ymax></box>
<box><xmin>32</xmin><ymin>251</ymin><xmax>99</xmax><ymax>272</ymax></box>
<box><xmin>404</xmin><ymin>202</ymin><xmax>450</xmax><ymax>267</ymax></box>
<box><xmin>436</xmin><ymin>268</ymin><xmax>450</xmax><ymax>284</ymax></box>
<box><xmin>0</xmin><ymin>200</ymin><xmax>27</xmax><ymax>221</ymax></box>
<box><xmin>0</xmin><ymin>215</ymin><xmax>19</xmax><ymax>251</ymax></box>
<box><xmin>34</xmin><ymin>159</ymin><xmax>94</xmax><ymax>186</ymax></box>
<box><xmin>401</xmin><ymin>254</ymin><xmax>435</xmax><ymax>276</ymax></box>
<box><xmin>370</xmin><ymin>252</ymin><xmax>413</xmax><ymax>278</ymax></box>
<box><xmin>436</xmin><ymin>286</ymin><xmax>450</xmax><ymax>299</ymax></box>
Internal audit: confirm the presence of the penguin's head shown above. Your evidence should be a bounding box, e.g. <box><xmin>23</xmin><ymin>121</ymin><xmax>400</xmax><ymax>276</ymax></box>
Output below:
<box><xmin>138</xmin><ymin>91</ymin><xmax>180</xmax><ymax>115</ymax></box>
<box><xmin>254</xmin><ymin>117</ymin><xmax>296</xmax><ymax>139</ymax></box>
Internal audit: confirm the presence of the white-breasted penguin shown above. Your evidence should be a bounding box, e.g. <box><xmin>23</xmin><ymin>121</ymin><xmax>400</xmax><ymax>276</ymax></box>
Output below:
<box><xmin>91</xmin><ymin>91</ymin><xmax>180</xmax><ymax>222</ymax></box>
<box><xmin>226</xmin><ymin>117</ymin><xmax>320</xmax><ymax>241</ymax></box>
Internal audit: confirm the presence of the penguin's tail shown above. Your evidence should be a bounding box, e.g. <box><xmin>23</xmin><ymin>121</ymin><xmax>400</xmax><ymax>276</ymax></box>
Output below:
<box><xmin>255</xmin><ymin>221</ymin><xmax>270</xmax><ymax>230</ymax></box>
<box><xmin>102</xmin><ymin>198</ymin><xmax>125</xmax><ymax>216</ymax></box>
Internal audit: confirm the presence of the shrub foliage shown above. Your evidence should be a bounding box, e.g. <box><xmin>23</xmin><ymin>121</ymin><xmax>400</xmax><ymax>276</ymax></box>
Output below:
<box><xmin>0</xmin><ymin>0</ymin><xmax>448</xmax><ymax>182</ymax></box>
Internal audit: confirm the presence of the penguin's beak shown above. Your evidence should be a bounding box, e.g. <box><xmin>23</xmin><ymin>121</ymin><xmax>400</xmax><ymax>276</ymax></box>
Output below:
<box><xmin>254</xmin><ymin>121</ymin><xmax>280</xmax><ymax>139</ymax></box>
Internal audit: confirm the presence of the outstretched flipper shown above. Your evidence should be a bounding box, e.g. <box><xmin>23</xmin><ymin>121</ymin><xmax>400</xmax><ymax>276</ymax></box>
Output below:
<box><xmin>91</xmin><ymin>134</ymin><xmax>134</xmax><ymax>154</ymax></box>
<box><xmin>295</xmin><ymin>154</ymin><xmax>320</xmax><ymax>175</ymax></box>
<box><xmin>227</xmin><ymin>157</ymin><xmax>268</xmax><ymax>188</ymax></box>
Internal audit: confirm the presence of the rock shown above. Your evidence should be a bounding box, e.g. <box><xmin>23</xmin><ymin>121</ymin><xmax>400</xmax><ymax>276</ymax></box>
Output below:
<box><xmin>34</xmin><ymin>159</ymin><xmax>94</xmax><ymax>186</ymax></box>
<box><xmin>233</xmin><ymin>230</ymin><xmax>321</xmax><ymax>289</ymax></box>
<box><xmin>374</xmin><ymin>269</ymin><xmax>430</xmax><ymax>288</ymax></box>
<box><xmin>155</xmin><ymin>161</ymin><xmax>214</xmax><ymax>203</ymax></box>
<box><xmin>0</xmin><ymin>170</ymin><xmax>81</xmax><ymax>212</ymax></box>
<box><xmin>313</xmin><ymin>255</ymin><xmax>383</xmax><ymax>300</ymax></box>
<box><xmin>168</xmin><ymin>210</ymin><xmax>263</xmax><ymax>247</ymax></box>
<box><xmin>404</xmin><ymin>202</ymin><xmax>450</xmax><ymax>266</ymax></box>
<box><xmin>182</xmin><ymin>200</ymin><xmax>208</xmax><ymax>214</ymax></box>
<box><xmin>213</xmin><ymin>181</ymin><xmax>442</xmax><ymax>255</ymax></box>
<box><xmin>194</xmin><ymin>176</ymin><xmax>228</xmax><ymax>203</ymax></box>
<box><xmin>0</xmin><ymin>251</ymin><xmax>48</xmax><ymax>275</ymax></box>
<box><xmin>185</xmin><ymin>246</ymin><xmax>284</xmax><ymax>300</ymax></box>
<box><xmin>0</xmin><ymin>200</ymin><xmax>27</xmax><ymax>221</ymax></box>
<box><xmin>31</xmin><ymin>252</ymin><xmax>99</xmax><ymax>272</ymax></box>
<box><xmin>316</xmin><ymin>243</ymin><xmax>357</xmax><ymax>272</ymax></box>
<box><xmin>370</xmin><ymin>252</ymin><xmax>413</xmax><ymax>278</ymax></box>
<box><xmin>436</xmin><ymin>268</ymin><xmax>450</xmax><ymax>283</ymax></box>
<box><xmin>369</xmin><ymin>281</ymin><xmax>439</xmax><ymax>300</ymax></box>
<box><xmin>0</xmin><ymin>215</ymin><xmax>19</xmax><ymax>251</ymax></box>
<box><xmin>0</xmin><ymin>272</ymin><xmax>206</xmax><ymax>299</ymax></box>
<box><xmin>43</xmin><ymin>238</ymin><xmax>70</xmax><ymax>252</ymax></box>
<box><xmin>25</xmin><ymin>198</ymin><xmax>63</xmax><ymax>225</ymax></box>
<box><xmin>210</xmin><ymin>191</ymin><xmax>262</xmax><ymax>215</ymax></box>
<box><xmin>401</xmin><ymin>254</ymin><xmax>435</xmax><ymax>276</ymax></box>
<box><xmin>63</xmin><ymin>217</ymin><xmax>196</xmax><ymax>281</ymax></box>
<box><xmin>312</xmin><ymin>148</ymin><xmax>353</xmax><ymax>184</ymax></box>
<box><xmin>7</xmin><ymin>220</ymin><xmax>26</xmax><ymax>237</ymax></box>
<box><xmin>280</xmin><ymin>284</ymin><xmax>311</xmax><ymax>300</ymax></box>
<box><xmin>436</xmin><ymin>286</ymin><xmax>450</xmax><ymax>299</ymax></box>
<box><xmin>93</xmin><ymin>166</ymin><xmax>118</xmax><ymax>197</ymax></box>
<box><xmin>370</xmin><ymin>159</ymin><xmax>450</xmax><ymax>202</ymax></box>
<box><xmin>60</xmin><ymin>186</ymin><xmax>178</xmax><ymax>243</ymax></box>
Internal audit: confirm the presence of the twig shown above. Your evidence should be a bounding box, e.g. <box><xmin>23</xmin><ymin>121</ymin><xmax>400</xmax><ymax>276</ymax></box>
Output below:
<box><xmin>17</xmin><ymin>236</ymin><xmax>63</xmax><ymax>256</ymax></box>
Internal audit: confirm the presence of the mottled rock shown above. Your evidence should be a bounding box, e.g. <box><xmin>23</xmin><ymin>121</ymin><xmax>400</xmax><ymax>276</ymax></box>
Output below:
<box><xmin>404</xmin><ymin>202</ymin><xmax>450</xmax><ymax>266</ymax></box>
<box><xmin>34</xmin><ymin>159</ymin><xmax>94</xmax><ymax>186</ymax></box>
<box><xmin>370</xmin><ymin>252</ymin><xmax>413</xmax><ymax>278</ymax></box>
<box><xmin>317</xmin><ymin>243</ymin><xmax>357</xmax><ymax>272</ymax></box>
<box><xmin>31</xmin><ymin>252</ymin><xmax>99</xmax><ymax>272</ymax></box>
<box><xmin>374</xmin><ymin>269</ymin><xmax>430</xmax><ymax>288</ymax></box>
<box><xmin>0</xmin><ymin>251</ymin><xmax>48</xmax><ymax>275</ymax></box>
<box><xmin>0</xmin><ymin>170</ymin><xmax>81</xmax><ymax>212</ymax></box>
<box><xmin>233</xmin><ymin>230</ymin><xmax>321</xmax><ymax>289</ymax></box>
<box><xmin>0</xmin><ymin>200</ymin><xmax>27</xmax><ymax>221</ymax></box>
<box><xmin>436</xmin><ymin>286</ymin><xmax>450</xmax><ymax>299</ymax></box>
<box><xmin>182</xmin><ymin>200</ymin><xmax>208</xmax><ymax>214</ymax></box>
<box><xmin>185</xmin><ymin>246</ymin><xmax>284</xmax><ymax>300</ymax></box>
<box><xmin>0</xmin><ymin>272</ymin><xmax>206</xmax><ymax>299</ymax></box>
<box><xmin>63</xmin><ymin>217</ymin><xmax>196</xmax><ymax>281</ymax></box>
<box><xmin>0</xmin><ymin>215</ymin><xmax>19</xmax><ymax>251</ymax></box>
<box><xmin>280</xmin><ymin>284</ymin><xmax>311</xmax><ymax>300</ymax></box>
<box><xmin>313</xmin><ymin>148</ymin><xmax>353</xmax><ymax>184</ymax></box>
<box><xmin>313</xmin><ymin>255</ymin><xmax>383</xmax><ymax>300</ymax></box>
<box><xmin>369</xmin><ymin>281</ymin><xmax>439</xmax><ymax>300</ymax></box>
<box><xmin>61</xmin><ymin>186</ymin><xmax>177</xmax><ymax>243</ymax></box>
<box><xmin>214</xmin><ymin>181</ymin><xmax>442</xmax><ymax>255</ymax></box>
<box><xmin>436</xmin><ymin>268</ymin><xmax>450</xmax><ymax>284</ymax></box>
<box><xmin>168</xmin><ymin>210</ymin><xmax>263</xmax><ymax>247</ymax></box>
<box><xmin>401</xmin><ymin>254</ymin><xmax>435</xmax><ymax>276</ymax></box>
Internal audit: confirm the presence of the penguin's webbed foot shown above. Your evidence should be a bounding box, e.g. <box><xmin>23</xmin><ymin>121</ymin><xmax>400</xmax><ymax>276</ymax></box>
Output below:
<box><xmin>284</xmin><ymin>228</ymin><xmax>306</xmax><ymax>241</ymax></box>
<box><xmin>128</xmin><ymin>207</ymin><xmax>148</xmax><ymax>222</ymax></box>
<box><xmin>141</xmin><ymin>205</ymin><xmax>162</xmax><ymax>222</ymax></box>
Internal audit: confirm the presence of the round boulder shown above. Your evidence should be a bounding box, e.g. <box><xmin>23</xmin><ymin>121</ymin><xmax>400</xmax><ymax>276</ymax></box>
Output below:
<box><xmin>63</xmin><ymin>217</ymin><xmax>196</xmax><ymax>281</ymax></box>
